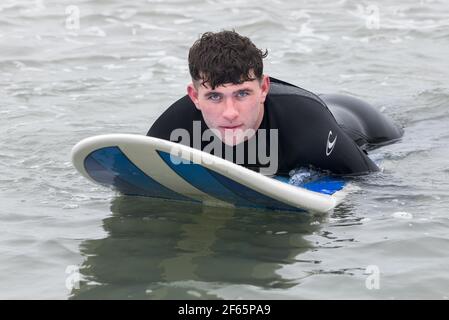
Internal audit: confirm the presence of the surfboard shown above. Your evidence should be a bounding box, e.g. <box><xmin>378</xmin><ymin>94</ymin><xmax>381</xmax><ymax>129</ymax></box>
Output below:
<box><xmin>71</xmin><ymin>134</ymin><xmax>347</xmax><ymax>213</ymax></box>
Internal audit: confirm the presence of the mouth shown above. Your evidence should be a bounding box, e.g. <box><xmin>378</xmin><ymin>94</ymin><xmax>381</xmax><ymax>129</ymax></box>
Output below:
<box><xmin>220</xmin><ymin>124</ymin><xmax>243</xmax><ymax>130</ymax></box>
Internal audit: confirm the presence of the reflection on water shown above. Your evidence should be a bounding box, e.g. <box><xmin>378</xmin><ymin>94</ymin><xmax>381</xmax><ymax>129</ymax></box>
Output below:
<box><xmin>70</xmin><ymin>196</ymin><xmax>324</xmax><ymax>299</ymax></box>
<box><xmin>1</xmin><ymin>0</ymin><xmax>448</xmax><ymax>300</ymax></box>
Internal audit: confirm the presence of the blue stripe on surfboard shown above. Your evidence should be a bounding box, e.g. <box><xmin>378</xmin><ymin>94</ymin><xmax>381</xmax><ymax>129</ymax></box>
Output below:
<box><xmin>156</xmin><ymin>151</ymin><xmax>257</xmax><ymax>208</ymax></box>
<box><xmin>84</xmin><ymin>146</ymin><xmax>195</xmax><ymax>202</ymax></box>
<box><xmin>84</xmin><ymin>156</ymin><xmax>155</xmax><ymax>197</ymax></box>
<box><xmin>272</xmin><ymin>175</ymin><xmax>345</xmax><ymax>195</ymax></box>
<box><xmin>157</xmin><ymin>151</ymin><xmax>304</xmax><ymax>212</ymax></box>
<box><xmin>302</xmin><ymin>177</ymin><xmax>345</xmax><ymax>195</ymax></box>
<box><xmin>207</xmin><ymin>170</ymin><xmax>305</xmax><ymax>211</ymax></box>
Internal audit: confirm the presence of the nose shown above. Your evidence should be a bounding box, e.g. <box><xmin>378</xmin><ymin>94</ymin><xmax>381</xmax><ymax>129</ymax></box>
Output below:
<box><xmin>222</xmin><ymin>99</ymin><xmax>239</xmax><ymax>122</ymax></box>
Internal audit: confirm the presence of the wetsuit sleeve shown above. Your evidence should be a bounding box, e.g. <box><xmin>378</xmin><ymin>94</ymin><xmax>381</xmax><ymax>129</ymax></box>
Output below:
<box><xmin>274</xmin><ymin>95</ymin><xmax>379</xmax><ymax>175</ymax></box>
<box><xmin>146</xmin><ymin>95</ymin><xmax>199</xmax><ymax>141</ymax></box>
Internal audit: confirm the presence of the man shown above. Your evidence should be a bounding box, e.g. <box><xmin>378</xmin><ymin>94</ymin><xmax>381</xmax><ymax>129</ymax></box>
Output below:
<box><xmin>147</xmin><ymin>30</ymin><xmax>402</xmax><ymax>176</ymax></box>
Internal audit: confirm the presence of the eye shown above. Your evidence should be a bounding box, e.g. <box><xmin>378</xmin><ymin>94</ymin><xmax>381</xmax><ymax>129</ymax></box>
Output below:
<box><xmin>236</xmin><ymin>90</ymin><xmax>249</xmax><ymax>98</ymax></box>
<box><xmin>208</xmin><ymin>93</ymin><xmax>222</xmax><ymax>101</ymax></box>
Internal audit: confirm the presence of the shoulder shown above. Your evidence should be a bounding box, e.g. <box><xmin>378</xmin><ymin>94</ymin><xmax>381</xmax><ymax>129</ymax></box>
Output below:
<box><xmin>266</xmin><ymin>77</ymin><xmax>335</xmax><ymax>123</ymax></box>
<box><xmin>147</xmin><ymin>95</ymin><xmax>201</xmax><ymax>138</ymax></box>
<box><xmin>158</xmin><ymin>95</ymin><xmax>197</xmax><ymax>116</ymax></box>
<box><xmin>268</xmin><ymin>77</ymin><xmax>327</xmax><ymax>107</ymax></box>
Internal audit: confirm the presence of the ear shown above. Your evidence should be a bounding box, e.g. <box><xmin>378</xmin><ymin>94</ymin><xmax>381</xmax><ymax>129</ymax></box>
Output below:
<box><xmin>260</xmin><ymin>75</ymin><xmax>270</xmax><ymax>103</ymax></box>
<box><xmin>187</xmin><ymin>83</ymin><xmax>201</xmax><ymax>110</ymax></box>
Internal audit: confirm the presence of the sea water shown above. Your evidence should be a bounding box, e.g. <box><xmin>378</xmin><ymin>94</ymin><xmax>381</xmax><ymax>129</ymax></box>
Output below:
<box><xmin>0</xmin><ymin>0</ymin><xmax>448</xmax><ymax>299</ymax></box>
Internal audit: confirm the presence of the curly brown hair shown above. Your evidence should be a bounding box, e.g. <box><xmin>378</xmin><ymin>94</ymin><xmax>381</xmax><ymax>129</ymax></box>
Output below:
<box><xmin>188</xmin><ymin>30</ymin><xmax>268</xmax><ymax>89</ymax></box>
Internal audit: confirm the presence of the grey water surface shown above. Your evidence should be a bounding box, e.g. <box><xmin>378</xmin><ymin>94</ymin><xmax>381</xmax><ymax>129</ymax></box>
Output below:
<box><xmin>1</xmin><ymin>0</ymin><xmax>448</xmax><ymax>299</ymax></box>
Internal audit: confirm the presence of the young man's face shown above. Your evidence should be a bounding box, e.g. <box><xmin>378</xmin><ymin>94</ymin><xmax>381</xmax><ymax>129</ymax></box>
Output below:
<box><xmin>187</xmin><ymin>75</ymin><xmax>270</xmax><ymax>146</ymax></box>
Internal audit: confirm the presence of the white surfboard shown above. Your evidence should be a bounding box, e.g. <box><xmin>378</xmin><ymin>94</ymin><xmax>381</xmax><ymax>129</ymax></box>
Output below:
<box><xmin>71</xmin><ymin>134</ymin><xmax>347</xmax><ymax>213</ymax></box>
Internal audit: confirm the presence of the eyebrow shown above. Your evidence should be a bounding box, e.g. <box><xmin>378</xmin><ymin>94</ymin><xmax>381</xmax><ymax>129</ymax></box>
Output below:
<box><xmin>204</xmin><ymin>88</ymin><xmax>254</xmax><ymax>97</ymax></box>
<box><xmin>234</xmin><ymin>87</ymin><xmax>254</xmax><ymax>94</ymax></box>
<box><xmin>204</xmin><ymin>91</ymin><xmax>223</xmax><ymax>98</ymax></box>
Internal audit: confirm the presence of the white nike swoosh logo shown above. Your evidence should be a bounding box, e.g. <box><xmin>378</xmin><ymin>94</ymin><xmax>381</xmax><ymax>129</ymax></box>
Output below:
<box><xmin>326</xmin><ymin>130</ymin><xmax>337</xmax><ymax>156</ymax></box>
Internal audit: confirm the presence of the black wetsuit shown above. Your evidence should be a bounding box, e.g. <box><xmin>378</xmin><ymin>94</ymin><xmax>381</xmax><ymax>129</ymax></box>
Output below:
<box><xmin>147</xmin><ymin>77</ymin><xmax>403</xmax><ymax>176</ymax></box>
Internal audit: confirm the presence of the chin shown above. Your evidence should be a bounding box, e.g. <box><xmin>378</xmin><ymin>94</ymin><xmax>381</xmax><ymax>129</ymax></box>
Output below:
<box><xmin>220</xmin><ymin>127</ymin><xmax>254</xmax><ymax>146</ymax></box>
<box><xmin>221</xmin><ymin>136</ymin><xmax>241</xmax><ymax>146</ymax></box>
